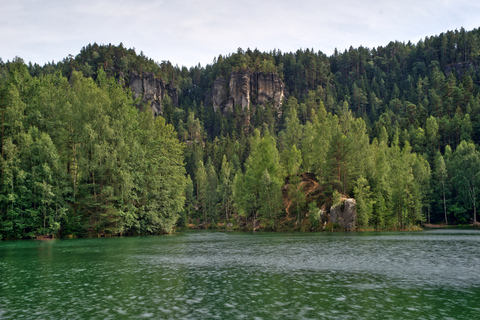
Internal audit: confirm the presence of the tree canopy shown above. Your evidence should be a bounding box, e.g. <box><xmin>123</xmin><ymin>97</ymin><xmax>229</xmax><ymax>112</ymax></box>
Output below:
<box><xmin>3</xmin><ymin>26</ymin><xmax>480</xmax><ymax>236</ymax></box>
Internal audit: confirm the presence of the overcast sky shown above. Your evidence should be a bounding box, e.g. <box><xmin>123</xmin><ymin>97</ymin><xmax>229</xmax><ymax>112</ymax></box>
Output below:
<box><xmin>1</xmin><ymin>0</ymin><xmax>479</xmax><ymax>68</ymax></box>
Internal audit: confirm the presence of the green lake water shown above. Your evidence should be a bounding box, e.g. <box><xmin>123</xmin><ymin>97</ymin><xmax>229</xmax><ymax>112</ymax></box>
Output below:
<box><xmin>1</xmin><ymin>229</ymin><xmax>480</xmax><ymax>319</ymax></box>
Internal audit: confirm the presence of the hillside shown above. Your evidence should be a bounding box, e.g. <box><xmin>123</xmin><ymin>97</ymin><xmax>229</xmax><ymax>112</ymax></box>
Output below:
<box><xmin>1</xmin><ymin>26</ymin><xmax>480</xmax><ymax>237</ymax></box>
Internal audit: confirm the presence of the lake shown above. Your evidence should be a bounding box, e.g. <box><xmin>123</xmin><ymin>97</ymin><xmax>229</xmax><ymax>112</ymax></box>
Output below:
<box><xmin>1</xmin><ymin>229</ymin><xmax>480</xmax><ymax>319</ymax></box>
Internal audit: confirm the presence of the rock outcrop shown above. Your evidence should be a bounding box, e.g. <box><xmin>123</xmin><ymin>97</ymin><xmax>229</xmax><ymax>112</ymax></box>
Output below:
<box><xmin>129</xmin><ymin>71</ymin><xmax>178</xmax><ymax>115</ymax></box>
<box><xmin>283</xmin><ymin>173</ymin><xmax>323</xmax><ymax>214</ymax></box>
<box><xmin>212</xmin><ymin>70</ymin><xmax>285</xmax><ymax>114</ymax></box>
<box><xmin>330</xmin><ymin>198</ymin><xmax>357</xmax><ymax>230</ymax></box>
<box><xmin>212</xmin><ymin>78</ymin><xmax>229</xmax><ymax>112</ymax></box>
<box><xmin>445</xmin><ymin>62</ymin><xmax>477</xmax><ymax>78</ymax></box>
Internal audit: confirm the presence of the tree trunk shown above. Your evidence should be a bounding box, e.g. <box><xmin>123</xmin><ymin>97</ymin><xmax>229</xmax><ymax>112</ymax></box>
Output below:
<box><xmin>469</xmin><ymin>184</ymin><xmax>477</xmax><ymax>224</ymax></box>
<box><xmin>43</xmin><ymin>181</ymin><xmax>47</xmax><ymax>234</ymax></box>
<box><xmin>442</xmin><ymin>185</ymin><xmax>447</xmax><ymax>224</ymax></box>
<box><xmin>73</xmin><ymin>142</ymin><xmax>77</xmax><ymax>199</ymax></box>
<box><xmin>473</xmin><ymin>186</ymin><xmax>477</xmax><ymax>224</ymax></box>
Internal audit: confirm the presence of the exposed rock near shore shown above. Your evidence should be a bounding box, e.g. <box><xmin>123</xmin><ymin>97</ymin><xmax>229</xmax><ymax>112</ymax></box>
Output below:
<box><xmin>330</xmin><ymin>198</ymin><xmax>357</xmax><ymax>230</ymax></box>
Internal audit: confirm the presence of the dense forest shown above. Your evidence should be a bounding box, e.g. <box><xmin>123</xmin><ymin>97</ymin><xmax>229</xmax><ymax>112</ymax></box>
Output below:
<box><xmin>2</xmin><ymin>26</ymin><xmax>480</xmax><ymax>238</ymax></box>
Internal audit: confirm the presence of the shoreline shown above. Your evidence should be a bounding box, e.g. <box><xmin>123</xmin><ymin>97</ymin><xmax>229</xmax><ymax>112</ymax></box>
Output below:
<box><xmin>2</xmin><ymin>223</ymin><xmax>479</xmax><ymax>241</ymax></box>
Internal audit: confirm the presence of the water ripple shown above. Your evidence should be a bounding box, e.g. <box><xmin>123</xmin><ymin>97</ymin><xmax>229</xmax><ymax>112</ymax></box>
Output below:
<box><xmin>1</xmin><ymin>230</ymin><xmax>480</xmax><ymax>319</ymax></box>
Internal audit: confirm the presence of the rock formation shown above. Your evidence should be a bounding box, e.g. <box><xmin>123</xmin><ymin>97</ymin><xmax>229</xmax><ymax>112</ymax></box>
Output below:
<box><xmin>444</xmin><ymin>62</ymin><xmax>477</xmax><ymax>78</ymax></box>
<box><xmin>212</xmin><ymin>78</ymin><xmax>229</xmax><ymax>112</ymax></box>
<box><xmin>330</xmin><ymin>198</ymin><xmax>357</xmax><ymax>230</ymax></box>
<box><xmin>212</xmin><ymin>70</ymin><xmax>286</xmax><ymax>114</ymax></box>
<box><xmin>282</xmin><ymin>172</ymin><xmax>327</xmax><ymax>219</ymax></box>
<box><xmin>129</xmin><ymin>71</ymin><xmax>178</xmax><ymax>115</ymax></box>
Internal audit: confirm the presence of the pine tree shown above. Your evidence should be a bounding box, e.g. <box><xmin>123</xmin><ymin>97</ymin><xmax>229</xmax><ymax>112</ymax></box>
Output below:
<box><xmin>196</xmin><ymin>160</ymin><xmax>208</xmax><ymax>221</ymax></box>
<box><xmin>452</xmin><ymin>141</ymin><xmax>480</xmax><ymax>224</ymax></box>
<box><xmin>433</xmin><ymin>152</ymin><xmax>449</xmax><ymax>224</ymax></box>
<box><xmin>258</xmin><ymin>169</ymin><xmax>282</xmax><ymax>228</ymax></box>
<box><xmin>243</xmin><ymin>129</ymin><xmax>283</xmax><ymax>220</ymax></box>
<box><xmin>218</xmin><ymin>155</ymin><xmax>232</xmax><ymax>220</ymax></box>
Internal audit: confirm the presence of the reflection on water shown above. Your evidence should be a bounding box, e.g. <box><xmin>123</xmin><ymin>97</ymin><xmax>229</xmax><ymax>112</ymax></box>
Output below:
<box><xmin>1</xmin><ymin>229</ymin><xmax>480</xmax><ymax>319</ymax></box>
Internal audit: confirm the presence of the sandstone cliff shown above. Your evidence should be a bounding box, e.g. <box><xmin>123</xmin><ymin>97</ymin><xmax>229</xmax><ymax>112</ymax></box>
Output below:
<box><xmin>128</xmin><ymin>71</ymin><xmax>178</xmax><ymax>115</ymax></box>
<box><xmin>212</xmin><ymin>70</ymin><xmax>285</xmax><ymax>114</ymax></box>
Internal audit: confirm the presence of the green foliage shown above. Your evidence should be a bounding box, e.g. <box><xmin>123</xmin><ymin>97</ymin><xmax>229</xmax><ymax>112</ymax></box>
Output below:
<box><xmin>308</xmin><ymin>201</ymin><xmax>320</xmax><ymax>228</ymax></box>
<box><xmin>182</xmin><ymin>175</ymin><xmax>195</xmax><ymax>225</ymax></box>
<box><xmin>218</xmin><ymin>155</ymin><xmax>232</xmax><ymax>220</ymax></box>
<box><xmin>232</xmin><ymin>172</ymin><xmax>246</xmax><ymax>218</ymax></box>
<box><xmin>195</xmin><ymin>160</ymin><xmax>208</xmax><ymax>221</ymax></box>
<box><xmin>288</xmin><ymin>174</ymin><xmax>306</xmax><ymax>222</ymax></box>
<box><xmin>242</xmin><ymin>129</ymin><xmax>283</xmax><ymax>219</ymax></box>
<box><xmin>0</xmin><ymin>63</ymin><xmax>185</xmax><ymax>238</ymax></box>
<box><xmin>451</xmin><ymin>141</ymin><xmax>480</xmax><ymax>224</ymax></box>
<box><xmin>433</xmin><ymin>152</ymin><xmax>449</xmax><ymax>223</ymax></box>
<box><xmin>332</xmin><ymin>190</ymin><xmax>343</xmax><ymax>208</ymax></box>
<box><xmin>5</xmin><ymin>26</ymin><xmax>480</xmax><ymax>233</ymax></box>
<box><xmin>258</xmin><ymin>169</ymin><xmax>282</xmax><ymax>228</ymax></box>
<box><xmin>353</xmin><ymin>177</ymin><xmax>373</xmax><ymax>228</ymax></box>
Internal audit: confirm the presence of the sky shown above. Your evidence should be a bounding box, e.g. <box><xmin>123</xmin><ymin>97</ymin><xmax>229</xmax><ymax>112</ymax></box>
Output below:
<box><xmin>1</xmin><ymin>0</ymin><xmax>480</xmax><ymax>68</ymax></box>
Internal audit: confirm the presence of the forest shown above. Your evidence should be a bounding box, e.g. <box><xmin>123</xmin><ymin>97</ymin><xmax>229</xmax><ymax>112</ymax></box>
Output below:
<box><xmin>1</xmin><ymin>26</ymin><xmax>480</xmax><ymax>238</ymax></box>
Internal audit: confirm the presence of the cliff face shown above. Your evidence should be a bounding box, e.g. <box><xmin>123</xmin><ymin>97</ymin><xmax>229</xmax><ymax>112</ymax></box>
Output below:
<box><xmin>213</xmin><ymin>70</ymin><xmax>285</xmax><ymax>114</ymax></box>
<box><xmin>444</xmin><ymin>62</ymin><xmax>477</xmax><ymax>78</ymax></box>
<box><xmin>129</xmin><ymin>71</ymin><xmax>178</xmax><ymax>115</ymax></box>
<box><xmin>212</xmin><ymin>78</ymin><xmax>229</xmax><ymax>112</ymax></box>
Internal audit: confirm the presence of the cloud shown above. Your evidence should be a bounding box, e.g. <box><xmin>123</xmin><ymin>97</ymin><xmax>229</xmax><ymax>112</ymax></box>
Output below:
<box><xmin>1</xmin><ymin>0</ymin><xmax>479</xmax><ymax>67</ymax></box>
